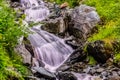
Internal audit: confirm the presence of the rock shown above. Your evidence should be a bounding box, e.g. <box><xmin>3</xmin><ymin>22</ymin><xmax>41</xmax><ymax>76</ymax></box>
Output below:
<box><xmin>57</xmin><ymin>72</ymin><xmax>77</xmax><ymax>80</ymax></box>
<box><xmin>42</xmin><ymin>17</ymin><xmax>67</xmax><ymax>34</ymax></box>
<box><xmin>109</xmin><ymin>76</ymin><xmax>120</xmax><ymax>80</ymax></box>
<box><xmin>15</xmin><ymin>44</ymin><xmax>32</xmax><ymax>66</ymax></box>
<box><xmin>101</xmin><ymin>71</ymin><xmax>108</xmax><ymax>77</ymax></box>
<box><xmin>33</xmin><ymin>67</ymin><xmax>56</xmax><ymax>79</ymax></box>
<box><xmin>11</xmin><ymin>0</ymin><xmax>20</xmax><ymax>2</ymax></box>
<box><xmin>57</xmin><ymin>64</ymin><xmax>70</xmax><ymax>71</ymax></box>
<box><xmin>68</xmin><ymin>48</ymin><xmax>87</xmax><ymax>64</ymax></box>
<box><xmin>112</xmin><ymin>71</ymin><xmax>118</xmax><ymax>76</ymax></box>
<box><xmin>68</xmin><ymin>5</ymin><xmax>100</xmax><ymax>40</ymax></box>
<box><xmin>65</xmin><ymin>39</ymin><xmax>80</xmax><ymax>49</ymax></box>
<box><xmin>11</xmin><ymin>2</ymin><xmax>21</xmax><ymax>7</ymax></box>
<box><xmin>117</xmin><ymin>71</ymin><xmax>120</xmax><ymax>76</ymax></box>
<box><xmin>96</xmin><ymin>68</ymin><xmax>104</xmax><ymax>73</ymax></box>
<box><xmin>87</xmin><ymin>40</ymin><xmax>113</xmax><ymax>63</ymax></box>
<box><xmin>60</xmin><ymin>2</ymin><xmax>69</xmax><ymax>9</ymax></box>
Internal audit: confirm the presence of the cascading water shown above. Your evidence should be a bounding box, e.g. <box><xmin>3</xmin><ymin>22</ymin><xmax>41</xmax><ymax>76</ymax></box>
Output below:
<box><xmin>28</xmin><ymin>26</ymin><xmax>73</xmax><ymax>71</ymax></box>
<box><xmin>20</xmin><ymin>0</ymin><xmax>73</xmax><ymax>72</ymax></box>
<box><xmin>20</xmin><ymin>0</ymin><xmax>100</xmax><ymax>80</ymax></box>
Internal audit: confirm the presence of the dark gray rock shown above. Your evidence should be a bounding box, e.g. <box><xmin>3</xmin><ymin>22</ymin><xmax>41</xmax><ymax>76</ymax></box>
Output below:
<box><xmin>33</xmin><ymin>67</ymin><xmax>56</xmax><ymax>79</ymax></box>
<box><xmin>57</xmin><ymin>72</ymin><xmax>77</xmax><ymax>80</ymax></box>
<box><xmin>42</xmin><ymin>17</ymin><xmax>68</xmax><ymax>34</ymax></box>
<box><xmin>57</xmin><ymin>64</ymin><xmax>70</xmax><ymax>71</ymax></box>
<box><xmin>68</xmin><ymin>48</ymin><xmax>87</xmax><ymax>64</ymax></box>
<box><xmin>87</xmin><ymin>40</ymin><xmax>113</xmax><ymax>63</ymax></box>
<box><xmin>41</xmin><ymin>6</ymin><xmax>70</xmax><ymax>35</ymax></box>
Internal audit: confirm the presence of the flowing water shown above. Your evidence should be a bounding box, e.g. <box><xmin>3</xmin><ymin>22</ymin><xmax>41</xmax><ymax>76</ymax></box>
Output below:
<box><xmin>20</xmin><ymin>0</ymin><xmax>99</xmax><ymax>79</ymax></box>
<box><xmin>21</xmin><ymin>0</ymin><xmax>73</xmax><ymax>72</ymax></box>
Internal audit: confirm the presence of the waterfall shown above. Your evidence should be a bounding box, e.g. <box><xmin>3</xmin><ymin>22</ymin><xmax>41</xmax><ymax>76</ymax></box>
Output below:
<box><xmin>28</xmin><ymin>26</ymin><xmax>73</xmax><ymax>71</ymax></box>
<box><xmin>19</xmin><ymin>0</ymin><xmax>100</xmax><ymax>80</ymax></box>
<box><xmin>21</xmin><ymin>0</ymin><xmax>73</xmax><ymax>72</ymax></box>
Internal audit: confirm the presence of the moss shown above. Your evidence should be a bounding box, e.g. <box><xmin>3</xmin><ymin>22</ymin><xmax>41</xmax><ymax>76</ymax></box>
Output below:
<box><xmin>0</xmin><ymin>0</ymin><xmax>28</xmax><ymax>79</ymax></box>
<box><xmin>88</xmin><ymin>56</ymin><xmax>96</xmax><ymax>65</ymax></box>
<box><xmin>114</xmin><ymin>53</ymin><xmax>120</xmax><ymax>63</ymax></box>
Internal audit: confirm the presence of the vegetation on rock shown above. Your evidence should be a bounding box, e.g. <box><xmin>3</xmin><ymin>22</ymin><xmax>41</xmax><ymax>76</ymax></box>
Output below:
<box><xmin>50</xmin><ymin>0</ymin><xmax>120</xmax><ymax>64</ymax></box>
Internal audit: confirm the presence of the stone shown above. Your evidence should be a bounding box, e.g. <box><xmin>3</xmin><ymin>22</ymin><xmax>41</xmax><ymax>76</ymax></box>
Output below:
<box><xmin>57</xmin><ymin>64</ymin><xmax>70</xmax><ymax>71</ymax></box>
<box><xmin>101</xmin><ymin>71</ymin><xmax>108</xmax><ymax>77</ymax></box>
<box><xmin>68</xmin><ymin>48</ymin><xmax>87</xmax><ymax>64</ymax></box>
<box><xmin>42</xmin><ymin>17</ymin><xmax>67</xmax><ymax>34</ymax></box>
<box><xmin>15</xmin><ymin>44</ymin><xmax>32</xmax><ymax>66</ymax></box>
<box><xmin>117</xmin><ymin>71</ymin><xmax>120</xmax><ymax>75</ymax></box>
<box><xmin>96</xmin><ymin>68</ymin><xmax>104</xmax><ymax>73</ymax></box>
<box><xmin>33</xmin><ymin>67</ymin><xmax>56</xmax><ymax>79</ymax></box>
<box><xmin>60</xmin><ymin>2</ymin><xmax>69</xmax><ymax>9</ymax></box>
<box><xmin>112</xmin><ymin>71</ymin><xmax>118</xmax><ymax>76</ymax></box>
<box><xmin>87</xmin><ymin>40</ymin><xmax>113</xmax><ymax>63</ymax></box>
<box><xmin>109</xmin><ymin>76</ymin><xmax>120</xmax><ymax>80</ymax></box>
<box><xmin>68</xmin><ymin>5</ymin><xmax>100</xmax><ymax>40</ymax></box>
<box><xmin>57</xmin><ymin>72</ymin><xmax>77</xmax><ymax>80</ymax></box>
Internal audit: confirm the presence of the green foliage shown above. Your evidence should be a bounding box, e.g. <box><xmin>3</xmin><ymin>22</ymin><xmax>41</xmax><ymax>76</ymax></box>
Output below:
<box><xmin>0</xmin><ymin>0</ymin><xmax>28</xmax><ymax>80</ymax></box>
<box><xmin>84</xmin><ymin>0</ymin><xmax>120</xmax><ymax>41</ymax></box>
<box><xmin>46</xmin><ymin>0</ymin><xmax>81</xmax><ymax>7</ymax></box>
<box><xmin>114</xmin><ymin>53</ymin><xmax>120</xmax><ymax>64</ymax></box>
<box><xmin>84</xmin><ymin>0</ymin><xmax>120</xmax><ymax>64</ymax></box>
<box><xmin>88</xmin><ymin>56</ymin><xmax>96</xmax><ymax>65</ymax></box>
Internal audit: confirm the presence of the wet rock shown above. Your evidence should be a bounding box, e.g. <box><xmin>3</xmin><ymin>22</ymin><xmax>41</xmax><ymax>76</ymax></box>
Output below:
<box><xmin>68</xmin><ymin>48</ymin><xmax>87</xmax><ymax>64</ymax></box>
<box><xmin>57</xmin><ymin>64</ymin><xmax>70</xmax><ymax>71</ymax></box>
<box><xmin>57</xmin><ymin>72</ymin><xmax>77</xmax><ymax>80</ymax></box>
<box><xmin>68</xmin><ymin>5</ymin><xmax>100</xmax><ymax>40</ymax></box>
<box><xmin>87</xmin><ymin>40</ymin><xmax>113</xmax><ymax>63</ymax></box>
<box><xmin>33</xmin><ymin>67</ymin><xmax>56</xmax><ymax>79</ymax></box>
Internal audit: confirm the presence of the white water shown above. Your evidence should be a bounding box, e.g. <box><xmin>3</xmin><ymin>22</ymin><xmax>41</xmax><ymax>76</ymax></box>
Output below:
<box><xmin>21</xmin><ymin>0</ymin><xmax>49</xmax><ymax>22</ymax></box>
<box><xmin>28</xmin><ymin>26</ymin><xmax>73</xmax><ymax>71</ymax></box>
<box><xmin>21</xmin><ymin>0</ymin><xmax>73</xmax><ymax>72</ymax></box>
<box><xmin>20</xmin><ymin>0</ymin><xmax>100</xmax><ymax>80</ymax></box>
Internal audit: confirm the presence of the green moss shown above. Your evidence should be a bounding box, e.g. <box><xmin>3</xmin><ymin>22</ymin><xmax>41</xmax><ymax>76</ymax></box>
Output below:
<box><xmin>88</xmin><ymin>56</ymin><xmax>96</xmax><ymax>65</ymax></box>
<box><xmin>0</xmin><ymin>0</ymin><xmax>28</xmax><ymax>79</ymax></box>
<box><xmin>84</xmin><ymin>0</ymin><xmax>120</xmax><ymax>41</ymax></box>
<box><xmin>114</xmin><ymin>53</ymin><xmax>120</xmax><ymax>63</ymax></box>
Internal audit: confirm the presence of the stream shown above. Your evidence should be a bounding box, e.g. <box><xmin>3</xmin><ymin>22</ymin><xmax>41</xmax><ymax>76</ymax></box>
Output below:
<box><xmin>19</xmin><ymin>0</ymin><xmax>101</xmax><ymax>80</ymax></box>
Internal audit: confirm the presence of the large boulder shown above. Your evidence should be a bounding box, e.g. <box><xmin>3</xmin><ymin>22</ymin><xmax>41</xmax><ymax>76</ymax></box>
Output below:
<box><xmin>87</xmin><ymin>40</ymin><xmax>113</xmax><ymax>63</ymax></box>
<box><xmin>68</xmin><ymin>5</ymin><xmax>100</xmax><ymax>40</ymax></box>
<box><xmin>41</xmin><ymin>5</ymin><xmax>71</xmax><ymax>35</ymax></box>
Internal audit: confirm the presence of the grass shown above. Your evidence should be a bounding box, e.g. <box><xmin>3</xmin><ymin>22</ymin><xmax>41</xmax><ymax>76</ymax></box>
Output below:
<box><xmin>84</xmin><ymin>0</ymin><xmax>120</xmax><ymax>41</ymax></box>
<box><xmin>84</xmin><ymin>0</ymin><xmax>120</xmax><ymax>64</ymax></box>
<box><xmin>0</xmin><ymin>0</ymin><xmax>28</xmax><ymax>80</ymax></box>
